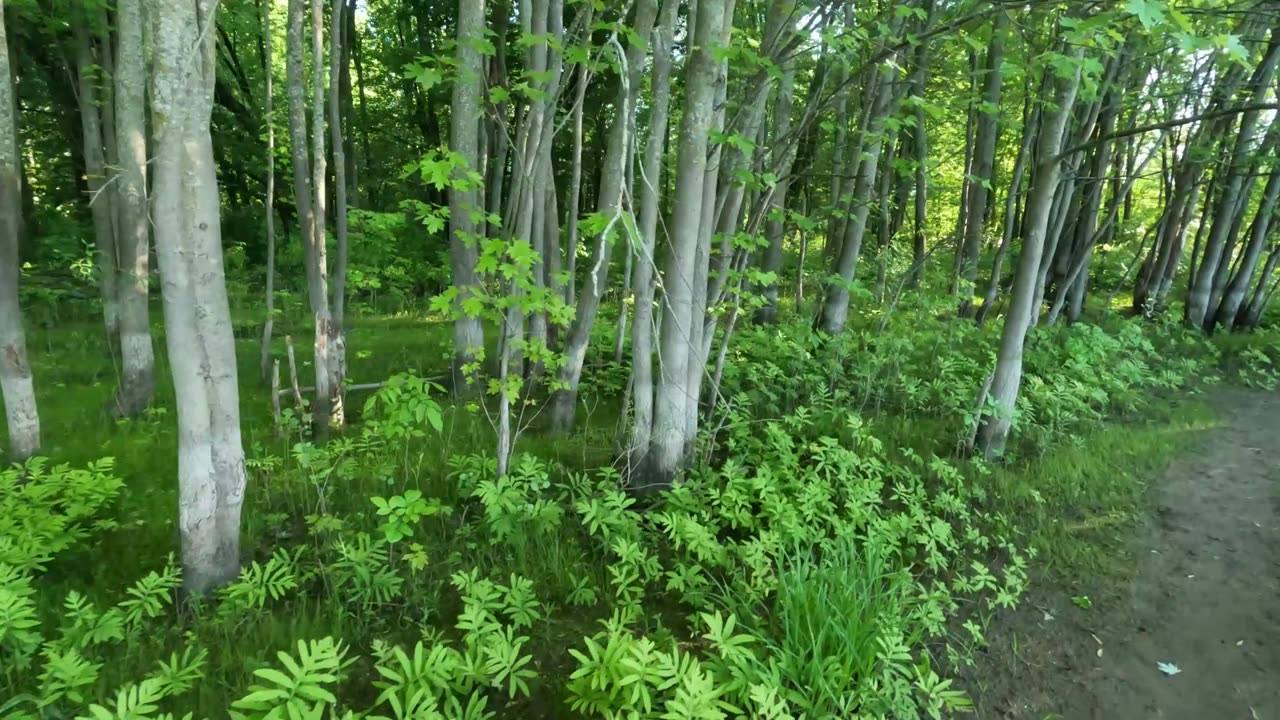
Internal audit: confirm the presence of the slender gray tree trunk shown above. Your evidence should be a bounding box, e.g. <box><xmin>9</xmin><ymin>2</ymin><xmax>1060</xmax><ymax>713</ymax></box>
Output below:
<box><xmin>907</xmin><ymin>1</ymin><xmax>934</xmax><ymax>288</ymax></box>
<box><xmin>976</xmin><ymin>51</ymin><xmax>1082</xmax><ymax>459</ymax></box>
<box><xmin>329</xmin><ymin>0</ymin><xmax>350</xmax><ymax>394</ymax></box>
<box><xmin>819</xmin><ymin>52</ymin><xmax>898</xmax><ymax>333</ymax></box>
<box><xmin>615</xmin><ymin>239</ymin><xmax>632</xmax><ymax>363</ymax></box>
<box><xmin>113</xmin><ymin>0</ymin><xmax>156</xmax><ymax>417</ymax></box>
<box><xmin>627</xmin><ymin>0</ymin><xmax>679</xmax><ymax>464</ymax></box>
<box><xmin>685</xmin><ymin>0</ymin><xmax>737</xmax><ymax>447</ymax></box>
<box><xmin>260</xmin><ymin>0</ymin><xmax>277</xmax><ymax>381</ymax></box>
<box><xmin>549</xmin><ymin>0</ymin><xmax>659</xmax><ymax>433</ymax></box>
<box><xmin>563</xmin><ymin>33</ymin><xmax>590</xmax><ymax>304</ymax></box>
<box><xmin>1187</xmin><ymin>32</ymin><xmax>1280</xmax><ymax>329</ymax></box>
<box><xmin>1216</xmin><ymin>152</ymin><xmax>1280</xmax><ymax>329</ymax></box>
<box><xmin>956</xmin><ymin>12</ymin><xmax>1006</xmax><ymax>316</ymax></box>
<box><xmin>553</xmin><ymin>4</ymin><xmax>590</xmax><ymax>305</ymax></box>
<box><xmin>1239</xmin><ymin>244</ymin><xmax>1280</xmax><ymax>329</ymax></box>
<box><xmin>73</xmin><ymin>19</ymin><xmax>120</xmax><ymax>345</ymax></box>
<box><xmin>151</xmin><ymin>0</ymin><xmax>247</xmax><ymax>595</ymax></box>
<box><xmin>1045</xmin><ymin>80</ymin><xmax>1124</xmax><ymax>326</ymax></box>
<box><xmin>755</xmin><ymin>14</ymin><xmax>796</xmax><ymax>324</ymax></box>
<box><xmin>0</xmin><ymin>10</ymin><xmax>38</xmax><ymax>461</ymax></box>
<box><xmin>795</xmin><ymin>190</ymin><xmax>809</xmax><ymax>304</ymax></box>
<box><xmin>824</xmin><ymin>55</ymin><xmax>852</xmax><ymax>267</ymax></box>
<box><xmin>485</xmin><ymin>0</ymin><xmax>511</xmax><ymax>241</ymax></box>
<box><xmin>308</xmin><ymin>0</ymin><xmax>341</xmax><ymax>428</ymax></box>
<box><xmin>950</xmin><ymin>48</ymin><xmax>979</xmax><ymax>294</ymax></box>
<box><xmin>1049</xmin><ymin>130</ymin><xmax>1160</xmax><ymax>326</ymax></box>
<box><xmin>449</xmin><ymin>0</ymin><xmax>487</xmax><ymax>385</ymax></box>
<box><xmin>640</xmin><ymin>0</ymin><xmax>724</xmax><ymax>489</ymax></box>
<box><xmin>525</xmin><ymin>0</ymin><xmax>565</xmax><ymax>375</ymax></box>
<box><xmin>976</xmin><ymin>93</ymin><xmax>1038</xmax><ymax>326</ymax></box>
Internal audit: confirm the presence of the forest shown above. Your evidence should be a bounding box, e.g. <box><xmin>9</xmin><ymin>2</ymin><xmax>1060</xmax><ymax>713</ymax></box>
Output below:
<box><xmin>1</xmin><ymin>0</ymin><xmax>1279</xmax><ymax>717</ymax></box>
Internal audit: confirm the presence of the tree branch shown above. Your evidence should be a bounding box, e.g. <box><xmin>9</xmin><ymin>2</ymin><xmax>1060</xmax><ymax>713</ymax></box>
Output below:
<box><xmin>1057</xmin><ymin>103</ymin><xmax>1280</xmax><ymax>160</ymax></box>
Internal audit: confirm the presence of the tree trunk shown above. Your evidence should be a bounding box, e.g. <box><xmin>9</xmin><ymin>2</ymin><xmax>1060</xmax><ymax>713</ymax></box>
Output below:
<box><xmin>485</xmin><ymin>1</ymin><xmax>511</xmax><ymax>241</ymax></box>
<box><xmin>756</xmin><ymin>26</ymin><xmax>796</xmax><ymax>325</ymax></box>
<box><xmin>113</xmin><ymin>0</ymin><xmax>156</xmax><ymax>417</ymax></box>
<box><xmin>1050</xmin><ymin>130</ymin><xmax>1160</xmax><ymax>327</ymax></box>
<box><xmin>950</xmin><ymin>48</ymin><xmax>979</xmax><ymax>294</ymax></box>
<box><xmin>285</xmin><ymin>0</ymin><xmax>330</xmax><ymax>431</ymax></box>
<box><xmin>976</xmin><ymin>50</ymin><xmax>1082</xmax><ymax>459</ymax></box>
<box><xmin>1046</xmin><ymin>78</ymin><xmax>1124</xmax><ymax>326</ymax></box>
<box><xmin>260</xmin><ymin>0</ymin><xmax>277</xmax><ymax>382</ymax></box>
<box><xmin>957</xmin><ymin>12</ymin><xmax>1006</xmax><ymax>316</ymax></box>
<box><xmin>819</xmin><ymin>39</ymin><xmax>901</xmax><ymax>334</ymax></box>
<box><xmin>685</xmin><ymin>0</ymin><xmax>737</xmax><ymax>447</ymax></box>
<box><xmin>1238</xmin><ymin>244</ymin><xmax>1280</xmax><ymax>329</ymax></box>
<box><xmin>795</xmin><ymin>190</ymin><xmax>809</xmax><ymax>304</ymax></box>
<box><xmin>549</xmin><ymin>0</ymin><xmax>659</xmax><ymax>434</ymax></box>
<box><xmin>339</xmin><ymin>0</ymin><xmax>358</xmax><ymax>207</ymax></box>
<box><xmin>1216</xmin><ymin>152</ymin><xmax>1280</xmax><ymax>329</ymax></box>
<box><xmin>907</xmin><ymin>1</ymin><xmax>934</xmax><ymax>289</ymax></box>
<box><xmin>525</xmin><ymin>0</ymin><xmax>566</xmax><ymax>376</ymax></box>
<box><xmin>449</xmin><ymin>0</ymin><xmax>487</xmax><ymax>386</ymax></box>
<box><xmin>976</xmin><ymin>91</ymin><xmax>1038</xmax><ymax>326</ymax></box>
<box><xmin>0</xmin><ymin>11</ymin><xmax>38</xmax><ymax>461</ymax></box>
<box><xmin>614</xmin><ymin>237</ymin><xmax>632</xmax><ymax>363</ymax></box>
<box><xmin>329</xmin><ymin>0</ymin><xmax>350</xmax><ymax>398</ymax></box>
<box><xmin>1186</xmin><ymin>32</ymin><xmax>1279</xmax><ymax>329</ymax></box>
<box><xmin>823</xmin><ymin>55</ymin><xmax>852</xmax><ymax>267</ymax></box>
<box><xmin>349</xmin><ymin>0</ymin><xmax>372</xmax><ymax>204</ymax></box>
<box><xmin>72</xmin><ymin>19</ymin><xmax>120</xmax><ymax>345</ymax></box>
<box><xmin>151</xmin><ymin>0</ymin><xmax>247</xmax><ymax>595</ymax></box>
<box><xmin>562</xmin><ymin>4</ymin><xmax>592</xmax><ymax>304</ymax></box>
<box><xmin>627</xmin><ymin>0</ymin><xmax>678</xmax><ymax>464</ymax></box>
<box><xmin>308</xmin><ymin>0</ymin><xmax>340</xmax><ymax>428</ymax></box>
<box><xmin>640</xmin><ymin>0</ymin><xmax>724</xmax><ymax>490</ymax></box>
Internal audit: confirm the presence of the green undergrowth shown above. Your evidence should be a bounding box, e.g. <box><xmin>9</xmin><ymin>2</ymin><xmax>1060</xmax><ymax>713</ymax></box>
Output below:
<box><xmin>0</xmin><ymin>299</ymin><xmax>1265</xmax><ymax>719</ymax></box>
<box><xmin>982</xmin><ymin>397</ymin><xmax>1218</xmax><ymax>582</ymax></box>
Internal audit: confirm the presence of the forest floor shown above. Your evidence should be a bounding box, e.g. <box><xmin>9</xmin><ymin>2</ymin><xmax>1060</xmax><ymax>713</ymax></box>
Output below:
<box><xmin>969</xmin><ymin>386</ymin><xmax>1280</xmax><ymax>719</ymax></box>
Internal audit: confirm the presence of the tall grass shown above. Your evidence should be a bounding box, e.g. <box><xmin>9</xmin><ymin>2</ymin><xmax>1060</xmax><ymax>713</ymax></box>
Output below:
<box><xmin>722</xmin><ymin>533</ymin><xmax>913</xmax><ymax>716</ymax></box>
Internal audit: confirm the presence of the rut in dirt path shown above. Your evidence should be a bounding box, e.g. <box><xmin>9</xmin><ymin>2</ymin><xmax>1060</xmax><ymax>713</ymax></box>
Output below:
<box><xmin>973</xmin><ymin>388</ymin><xmax>1280</xmax><ymax>720</ymax></box>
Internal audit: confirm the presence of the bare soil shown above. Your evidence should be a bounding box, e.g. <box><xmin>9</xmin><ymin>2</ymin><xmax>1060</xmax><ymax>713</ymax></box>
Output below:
<box><xmin>968</xmin><ymin>387</ymin><xmax>1280</xmax><ymax>719</ymax></box>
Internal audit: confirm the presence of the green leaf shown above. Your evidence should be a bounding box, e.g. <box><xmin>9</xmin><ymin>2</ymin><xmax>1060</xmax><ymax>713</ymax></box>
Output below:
<box><xmin>1123</xmin><ymin>0</ymin><xmax>1165</xmax><ymax>30</ymax></box>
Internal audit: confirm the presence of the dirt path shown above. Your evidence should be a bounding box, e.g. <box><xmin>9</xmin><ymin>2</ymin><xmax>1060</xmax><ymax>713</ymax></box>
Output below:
<box><xmin>971</xmin><ymin>388</ymin><xmax>1280</xmax><ymax>719</ymax></box>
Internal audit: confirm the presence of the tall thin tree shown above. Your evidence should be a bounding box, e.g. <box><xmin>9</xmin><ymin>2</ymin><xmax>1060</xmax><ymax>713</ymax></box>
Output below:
<box><xmin>640</xmin><ymin>0</ymin><xmax>725</xmax><ymax>489</ymax></box>
<box><xmin>976</xmin><ymin>49</ymin><xmax>1084</xmax><ymax>458</ymax></box>
<box><xmin>113</xmin><ymin>0</ymin><xmax>156</xmax><ymax>417</ymax></box>
<box><xmin>449</xmin><ymin>0</ymin><xmax>487</xmax><ymax>384</ymax></box>
<box><xmin>0</xmin><ymin>1</ymin><xmax>39</xmax><ymax>461</ymax></box>
<box><xmin>260</xmin><ymin>0</ymin><xmax>278</xmax><ymax>381</ymax></box>
<box><xmin>150</xmin><ymin>0</ymin><xmax>248</xmax><ymax>594</ymax></box>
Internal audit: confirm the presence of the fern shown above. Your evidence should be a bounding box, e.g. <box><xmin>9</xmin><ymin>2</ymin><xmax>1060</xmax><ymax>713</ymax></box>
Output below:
<box><xmin>231</xmin><ymin>637</ymin><xmax>348</xmax><ymax>720</ymax></box>
<box><xmin>372</xmin><ymin>641</ymin><xmax>462</xmax><ymax>717</ymax></box>
<box><xmin>38</xmin><ymin>646</ymin><xmax>101</xmax><ymax>707</ymax></box>
<box><xmin>331</xmin><ymin>534</ymin><xmax>403</xmax><ymax>607</ymax></box>
<box><xmin>220</xmin><ymin>547</ymin><xmax>303</xmax><ymax>611</ymax></box>
<box><xmin>58</xmin><ymin>591</ymin><xmax>125</xmax><ymax>650</ymax></box>
<box><xmin>118</xmin><ymin>559</ymin><xmax>182</xmax><ymax>632</ymax></box>
<box><xmin>82</xmin><ymin>677</ymin><xmax>167</xmax><ymax>720</ymax></box>
<box><xmin>151</xmin><ymin>646</ymin><xmax>208</xmax><ymax>698</ymax></box>
<box><xmin>0</xmin><ymin>565</ymin><xmax>41</xmax><ymax>670</ymax></box>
